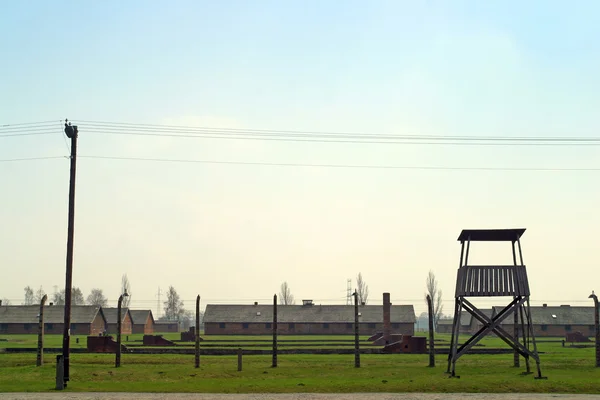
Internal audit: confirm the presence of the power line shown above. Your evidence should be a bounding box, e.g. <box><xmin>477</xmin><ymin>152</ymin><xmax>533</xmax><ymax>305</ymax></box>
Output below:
<box><xmin>0</xmin><ymin>130</ymin><xmax>58</xmax><ymax>137</ymax></box>
<box><xmin>1</xmin><ymin>154</ymin><xmax>597</xmax><ymax>172</ymax></box>
<box><xmin>0</xmin><ymin>120</ymin><xmax>60</xmax><ymax>127</ymax></box>
<box><xmin>0</xmin><ymin>156</ymin><xmax>65</xmax><ymax>162</ymax></box>
<box><xmin>83</xmin><ymin>129</ymin><xmax>600</xmax><ymax>146</ymax></box>
<box><xmin>59</xmin><ymin>121</ymin><xmax>70</xmax><ymax>154</ymax></box>
<box><xmin>78</xmin><ymin>155</ymin><xmax>600</xmax><ymax>171</ymax></box>
<box><xmin>77</xmin><ymin>120</ymin><xmax>600</xmax><ymax>142</ymax></box>
<box><xmin>4</xmin><ymin>119</ymin><xmax>600</xmax><ymax>144</ymax></box>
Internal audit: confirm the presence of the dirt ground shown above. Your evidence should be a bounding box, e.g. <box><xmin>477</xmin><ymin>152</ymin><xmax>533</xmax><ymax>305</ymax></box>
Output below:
<box><xmin>2</xmin><ymin>394</ymin><xmax>600</xmax><ymax>400</ymax></box>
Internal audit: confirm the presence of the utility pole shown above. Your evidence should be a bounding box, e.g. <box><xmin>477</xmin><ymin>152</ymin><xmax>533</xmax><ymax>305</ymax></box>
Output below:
<box><xmin>195</xmin><ymin>295</ymin><xmax>201</xmax><ymax>368</ymax></box>
<box><xmin>589</xmin><ymin>291</ymin><xmax>600</xmax><ymax>367</ymax></box>
<box><xmin>156</xmin><ymin>287</ymin><xmax>162</xmax><ymax>318</ymax></box>
<box><xmin>426</xmin><ymin>294</ymin><xmax>435</xmax><ymax>367</ymax></box>
<box><xmin>353</xmin><ymin>290</ymin><xmax>360</xmax><ymax>368</ymax></box>
<box><xmin>60</xmin><ymin>119</ymin><xmax>78</xmax><ymax>389</ymax></box>
<box><xmin>37</xmin><ymin>294</ymin><xmax>48</xmax><ymax>367</ymax></box>
<box><xmin>346</xmin><ymin>279</ymin><xmax>352</xmax><ymax>305</ymax></box>
<box><xmin>272</xmin><ymin>294</ymin><xmax>277</xmax><ymax>368</ymax></box>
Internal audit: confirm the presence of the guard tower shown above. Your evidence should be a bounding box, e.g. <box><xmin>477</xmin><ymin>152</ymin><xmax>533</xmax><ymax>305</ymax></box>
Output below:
<box><xmin>447</xmin><ymin>228</ymin><xmax>544</xmax><ymax>379</ymax></box>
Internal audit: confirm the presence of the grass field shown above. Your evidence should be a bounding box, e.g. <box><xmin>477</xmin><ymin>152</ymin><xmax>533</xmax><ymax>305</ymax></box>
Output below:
<box><xmin>1</xmin><ymin>333</ymin><xmax>599</xmax><ymax>393</ymax></box>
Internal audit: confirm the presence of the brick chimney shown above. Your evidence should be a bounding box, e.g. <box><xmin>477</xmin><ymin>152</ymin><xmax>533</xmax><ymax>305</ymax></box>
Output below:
<box><xmin>383</xmin><ymin>292</ymin><xmax>391</xmax><ymax>343</ymax></box>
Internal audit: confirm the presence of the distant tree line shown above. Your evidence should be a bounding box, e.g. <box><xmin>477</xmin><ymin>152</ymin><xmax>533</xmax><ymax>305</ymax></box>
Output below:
<box><xmin>22</xmin><ymin>285</ymin><xmax>107</xmax><ymax>307</ymax></box>
<box><xmin>19</xmin><ymin>273</ymin><xmax>133</xmax><ymax>307</ymax></box>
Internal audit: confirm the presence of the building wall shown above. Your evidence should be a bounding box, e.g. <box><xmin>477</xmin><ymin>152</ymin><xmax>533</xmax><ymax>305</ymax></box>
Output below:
<box><xmin>90</xmin><ymin>313</ymin><xmax>107</xmax><ymax>336</ymax></box>
<box><xmin>502</xmin><ymin>323</ymin><xmax>595</xmax><ymax>338</ymax></box>
<box><xmin>0</xmin><ymin>323</ymin><xmax>42</xmax><ymax>334</ymax></box>
<box><xmin>0</xmin><ymin>321</ymin><xmax>100</xmax><ymax>335</ymax></box>
<box><xmin>436</xmin><ymin>324</ymin><xmax>453</xmax><ymax>334</ymax></box>
<box><xmin>155</xmin><ymin>323</ymin><xmax>179</xmax><ymax>333</ymax></box>
<box><xmin>205</xmin><ymin>322</ymin><xmax>414</xmax><ymax>335</ymax></box>
<box><xmin>107</xmin><ymin>313</ymin><xmax>133</xmax><ymax>335</ymax></box>
<box><xmin>132</xmin><ymin>315</ymin><xmax>154</xmax><ymax>335</ymax></box>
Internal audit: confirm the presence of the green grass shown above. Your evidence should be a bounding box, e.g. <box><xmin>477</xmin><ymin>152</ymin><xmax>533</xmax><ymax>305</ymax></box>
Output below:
<box><xmin>1</xmin><ymin>334</ymin><xmax>600</xmax><ymax>393</ymax></box>
<box><xmin>0</xmin><ymin>333</ymin><xmax>378</xmax><ymax>350</ymax></box>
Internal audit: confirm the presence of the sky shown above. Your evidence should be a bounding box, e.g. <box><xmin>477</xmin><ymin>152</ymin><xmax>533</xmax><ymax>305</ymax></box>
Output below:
<box><xmin>1</xmin><ymin>1</ymin><xmax>599</xmax><ymax>318</ymax></box>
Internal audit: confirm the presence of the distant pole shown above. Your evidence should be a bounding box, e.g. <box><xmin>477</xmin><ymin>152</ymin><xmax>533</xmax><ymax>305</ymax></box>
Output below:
<box><xmin>354</xmin><ymin>291</ymin><xmax>360</xmax><ymax>368</ymax></box>
<box><xmin>272</xmin><ymin>294</ymin><xmax>278</xmax><ymax>367</ymax></box>
<box><xmin>195</xmin><ymin>295</ymin><xmax>200</xmax><ymax>368</ymax></box>
<box><xmin>37</xmin><ymin>294</ymin><xmax>48</xmax><ymax>366</ymax></box>
<box><xmin>116</xmin><ymin>292</ymin><xmax>128</xmax><ymax>367</ymax></box>
<box><xmin>589</xmin><ymin>291</ymin><xmax>600</xmax><ymax>367</ymax></box>
<box><xmin>426</xmin><ymin>294</ymin><xmax>435</xmax><ymax>367</ymax></box>
<box><xmin>61</xmin><ymin>119</ymin><xmax>78</xmax><ymax>388</ymax></box>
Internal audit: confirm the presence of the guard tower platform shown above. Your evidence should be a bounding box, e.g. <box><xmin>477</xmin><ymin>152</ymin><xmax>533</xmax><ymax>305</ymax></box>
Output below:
<box><xmin>447</xmin><ymin>228</ymin><xmax>544</xmax><ymax>379</ymax></box>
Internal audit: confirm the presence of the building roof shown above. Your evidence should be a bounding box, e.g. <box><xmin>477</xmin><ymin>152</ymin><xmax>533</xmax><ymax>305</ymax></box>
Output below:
<box><xmin>457</xmin><ymin>228</ymin><xmax>526</xmax><ymax>242</ymax></box>
<box><xmin>439</xmin><ymin>309</ymin><xmax>494</xmax><ymax>327</ymax></box>
<box><xmin>0</xmin><ymin>305</ymin><xmax>105</xmax><ymax>324</ymax></box>
<box><xmin>495</xmin><ymin>305</ymin><xmax>594</xmax><ymax>326</ymax></box>
<box><xmin>101</xmin><ymin>307</ymin><xmax>131</xmax><ymax>324</ymax></box>
<box><xmin>129</xmin><ymin>310</ymin><xmax>155</xmax><ymax>325</ymax></box>
<box><xmin>155</xmin><ymin>320</ymin><xmax>178</xmax><ymax>325</ymax></box>
<box><xmin>204</xmin><ymin>304</ymin><xmax>416</xmax><ymax>324</ymax></box>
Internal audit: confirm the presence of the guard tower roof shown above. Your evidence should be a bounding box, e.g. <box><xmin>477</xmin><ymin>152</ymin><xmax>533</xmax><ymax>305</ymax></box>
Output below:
<box><xmin>457</xmin><ymin>228</ymin><xmax>526</xmax><ymax>242</ymax></box>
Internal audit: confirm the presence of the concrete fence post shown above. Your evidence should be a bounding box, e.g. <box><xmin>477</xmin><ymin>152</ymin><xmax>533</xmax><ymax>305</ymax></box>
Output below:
<box><xmin>426</xmin><ymin>294</ymin><xmax>435</xmax><ymax>367</ymax></box>
<box><xmin>37</xmin><ymin>294</ymin><xmax>48</xmax><ymax>367</ymax></box>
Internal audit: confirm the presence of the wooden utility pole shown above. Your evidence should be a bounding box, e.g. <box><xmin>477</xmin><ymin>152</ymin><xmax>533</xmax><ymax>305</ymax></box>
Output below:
<box><xmin>60</xmin><ymin>120</ymin><xmax>78</xmax><ymax>388</ymax></box>
<box><xmin>590</xmin><ymin>291</ymin><xmax>600</xmax><ymax>367</ymax></box>
<box><xmin>426</xmin><ymin>294</ymin><xmax>435</xmax><ymax>367</ymax></box>
<box><xmin>116</xmin><ymin>292</ymin><xmax>128</xmax><ymax>368</ymax></box>
<box><xmin>37</xmin><ymin>294</ymin><xmax>48</xmax><ymax>366</ymax></box>
<box><xmin>272</xmin><ymin>294</ymin><xmax>278</xmax><ymax>367</ymax></box>
<box><xmin>354</xmin><ymin>290</ymin><xmax>360</xmax><ymax>368</ymax></box>
<box><xmin>195</xmin><ymin>295</ymin><xmax>201</xmax><ymax>368</ymax></box>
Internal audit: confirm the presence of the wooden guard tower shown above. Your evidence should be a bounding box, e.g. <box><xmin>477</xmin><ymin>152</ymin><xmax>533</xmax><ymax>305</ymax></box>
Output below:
<box><xmin>447</xmin><ymin>228</ymin><xmax>545</xmax><ymax>379</ymax></box>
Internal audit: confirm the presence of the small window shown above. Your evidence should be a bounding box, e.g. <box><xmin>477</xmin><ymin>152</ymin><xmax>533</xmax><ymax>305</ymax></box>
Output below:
<box><xmin>45</xmin><ymin>323</ymin><xmax>54</xmax><ymax>330</ymax></box>
<box><xmin>590</xmin><ymin>325</ymin><xmax>595</xmax><ymax>331</ymax></box>
<box><xmin>288</xmin><ymin>323</ymin><xmax>295</xmax><ymax>329</ymax></box>
<box><xmin>323</xmin><ymin>323</ymin><xmax>329</xmax><ymax>329</ymax></box>
<box><xmin>219</xmin><ymin>323</ymin><xmax>226</xmax><ymax>329</ymax></box>
<box><xmin>541</xmin><ymin>325</ymin><xmax>548</xmax><ymax>331</ymax></box>
<box><xmin>392</xmin><ymin>323</ymin><xmax>400</xmax><ymax>329</ymax></box>
<box><xmin>242</xmin><ymin>323</ymin><xmax>249</xmax><ymax>329</ymax></box>
<box><xmin>70</xmin><ymin>323</ymin><xmax>76</xmax><ymax>331</ymax></box>
<box><xmin>346</xmin><ymin>323</ymin><xmax>353</xmax><ymax>329</ymax></box>
<box><xmin>23</xmin><ymin>324</ymin><xmax>32</xmax><ymax>331</ymax></box>
<box><xmin>368</xmin><ymin>323</ymin><xmax>376</xmax><ymax>329</ymax></box>
<box><xmin>565</xmin><ymin>325</ymin><xmax>572</xmax><ymax>331</ymax></box>
<box><xmin>265</xmin><ymin>323</ymin><xmax>271</xmax><ymax>329</ymax></box>
<box><xmin>0</xmin><ymin>323</ymin><xmax>7</xmax><ymax>331</ymax></box>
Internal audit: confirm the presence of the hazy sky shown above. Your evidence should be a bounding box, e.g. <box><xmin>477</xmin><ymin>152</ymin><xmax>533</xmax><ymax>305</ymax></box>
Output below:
<box><xmin>1</xmin><ymin>1</ymin><xmax>599</xmax><ymax>318</ymax></box>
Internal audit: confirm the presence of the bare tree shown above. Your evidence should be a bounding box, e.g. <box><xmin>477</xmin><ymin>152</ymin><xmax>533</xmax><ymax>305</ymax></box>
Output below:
<box><xmin>52</xmin><ymin>290</ymin><xmax>63</xmax><ymax>305</ymax></box>
<box><xmin>163</xmin><ymin>285</ymin><xmax>185</xmax><ymax>321</ymax></box>
<box><xmin>121</xmin><ymin>274</ymin><xmax>131</xmax><ymax>308</ymax></box>
<box><xmin>72</xmin><ymin>287</ymin><xmax>85</xmax><ymax>305</ymax></box>
<box><xmin>1</xmin><ymin>298</ymin><xmax>11</xmax><ymax>305</ymax></box>
<box><xmin>356</xmin><ymin>273</ymin><xmax>369</xmax><ymax>304</ymax></box>
<box><xmin>180</xmin><ymin>310</ymin><xmax>194</xmax><ymax>330</ymax></box>
<box><xmin>87</xmin><ymin>288</ymin><xmax>108</xmax><ymax>307</ymax></box>
<box><xmin>23</xmin><ymin>286</ymin><xmax>35</xmax><ymax>305</ymax></box>
<box><xmin>279</xmin><ymin>282</ymin><xmax>295</xmax><ymax>305</ymax></box>
<box><xmin>34</xmin><ymin>286</ymin><xmax>46</xmax><ymax>303</ymax></box>
<box><xmin>425</xmin><ymin>270</ymin><xmax>443</xmax><ymax>330</ymax></box>
<box><xmin>53</xmin><ymin>287</ymin><xmax>85</xmax><ymax>306</ymax></box>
